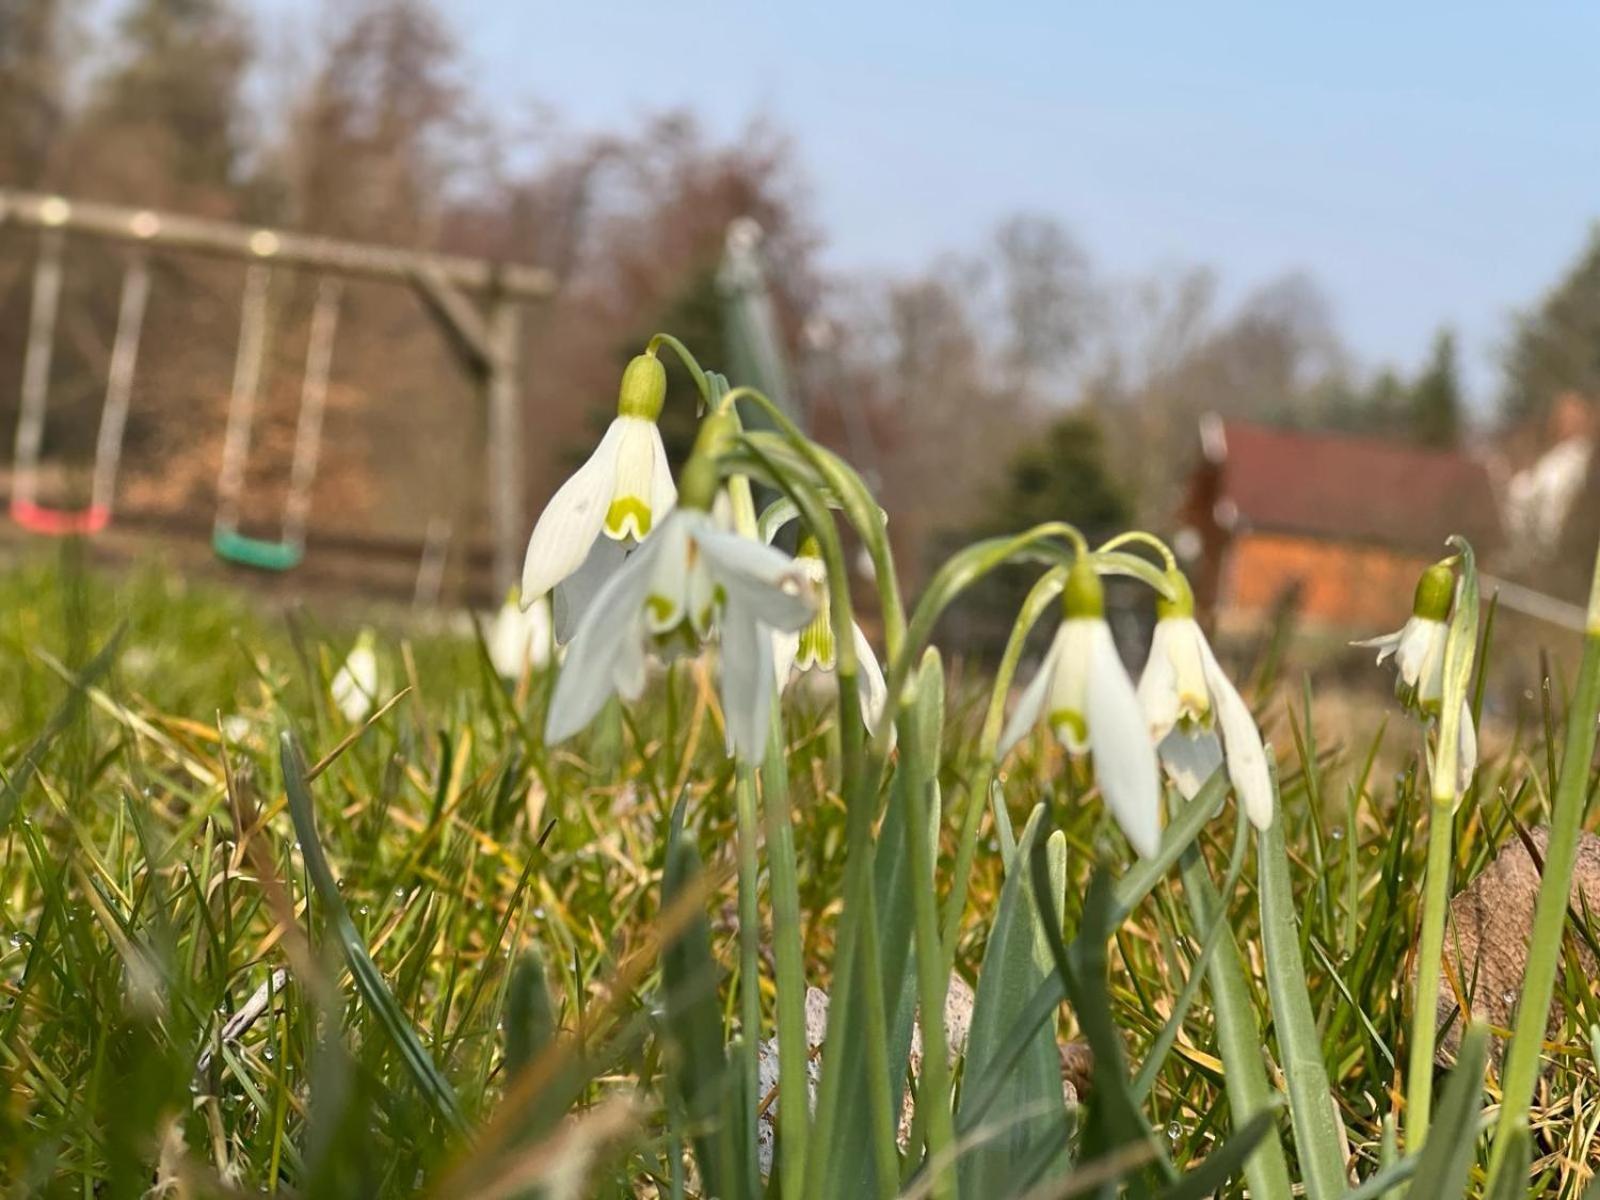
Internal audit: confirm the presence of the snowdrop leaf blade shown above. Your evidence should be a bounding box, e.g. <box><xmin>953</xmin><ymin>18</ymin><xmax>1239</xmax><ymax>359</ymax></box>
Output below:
<box><xmin>521</xmin><ymin>419</ymin><xmax>624</xmax><ymax>603</ymax></box>
<box><xmin>1085</xmin><ymin>624</ymin><xmax>1162</xmax><ymax>858</ymax></box>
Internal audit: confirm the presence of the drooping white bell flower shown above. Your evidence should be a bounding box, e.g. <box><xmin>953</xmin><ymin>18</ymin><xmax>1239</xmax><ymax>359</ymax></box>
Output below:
<box><xmin>488</xmin><ymin>588</ymin><xmax>554</xmax><ymax>679</ymax></box>
<box><xmin>770</xmin><ymin>535</ymin><xmax>888</xmax><ymax>732</ymax></box>
<box><xmin>1000</xmin><ymin>561</ymin><xmax>1162</xmax><ymax>858</ymax></box>
<box><xmin>520</xmin><ymin>353</ymin><xmax>676</xmax><ymax>613</ymax></box>
<box><xmin>331</xmin><ymin>629</ymin><xmax>379</xmax><ymax>723</ymax></box>
<box><xmin>1137</xmin><ymin>571</ymin><xmax>1273</xmax><ymax>830</ymax></box>
<box><xmin>1355</xmin><ymin>560</ymin><xmax>1477</xmax><ymax>792</ymax></box>
<box><xmin>546</xmin><ymin>417</ymin><xmax>819</xmax><ymax>762</ymax></box>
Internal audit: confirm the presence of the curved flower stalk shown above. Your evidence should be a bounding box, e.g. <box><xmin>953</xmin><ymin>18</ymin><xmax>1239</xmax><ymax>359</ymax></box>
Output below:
<box><xmin>545</xmin><ymin>414</ymin><xmax>819</xmax><ymax>762</ymax></box>
<box><xmin>1359</xmin><ymin>548</ymin><xmax>1481</xmax><ymax>1152</ymax></box>
<box><xmin>519</xmin><ymin>352</ymin><xmax>676</xmax><ymax>621</ymax></box>
<box><xmin>1137</xmin><ymin>569</ymin><xmax>1273</xmax><ymax>830</ymax></box>
<box><xmin>1355</xmin><ymin>559</ymin><xmax>1477</xmax><ymax>795</ymax></box>
<box><xmin>1000</xmin><ymin>558</ymin><xmax>1161</xmax><ymax>857</ymax></box>
<box><xmin>487</xmin><ymin>588</ymin><xmax>554</xmax><ymax>679</ymax></box>
<box><xmin>331</xmin><ymin>629</ymin><xmax>378</xmax><ymax>723</ymax></box>
<box><xmin>770</xmin><ymin>533</ymin><xmax>888</xmax><ymax>733</ymax></box>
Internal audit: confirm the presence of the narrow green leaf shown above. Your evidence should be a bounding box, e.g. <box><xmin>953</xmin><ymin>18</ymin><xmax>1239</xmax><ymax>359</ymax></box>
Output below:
<box><xmin>280</xmin><ymin>732</ymin><xmax>468</xmax><ymax>1137</ymax></box>
<box><xmin>1155</xmin><ymin>1109</ymin><xmax>1274</xmax><ymax>1200</ymax></box>
<box><xmin>1180</xmin><ymin>792</ymin><xmax>1293</xmax><ymax>1200</ymax></box>
<box><xmin>1258</xmin><ymin>790</ymin><xmax>1349</xmax><ymax>1200</ymax></box>
<box><xmin>956</xmin><ymin>805</ymin><xmax>1069</xmax><ymax>1195</ymax></box>
<box><xmin>661</xmin><ymin>794</ymin><xmax>743</xmax><ymax>1198</ymax></box>
<box><xmin>1407</xmin><ymin>1023</ymin><xmax>1489</xmax><ymax>1200</ymax></box>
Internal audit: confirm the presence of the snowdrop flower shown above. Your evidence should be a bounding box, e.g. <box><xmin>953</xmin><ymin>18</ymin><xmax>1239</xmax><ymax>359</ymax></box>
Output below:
<box><xmin>546</xmin><ymin>415</ymin><xmax>819</xmax><ymax>761</ymax></box>
<box><xmin>488</xmin><ymin>588</ymin><xmax>554</xmax><ymax>679</ymax></box>
<box><xmin>520</xmin><ymin>353</ymin><xmax>676</xmax><ymax>614</ymax></box>
<box><xmin>331</xmin><ymin>629</ymin><xmax>378</xmax><ymax>723</ymax></box>
<box><xmin>771</xmin><ymin>535</ymin><xmax>889</xmax><ymax>732</ymax></box>
<box><xmin>1000</xmin><ymin>560</ymin><xmax>1161</xmax><ymax>857</ymax></box>
<box><xmin>1356</xmin><ymin>561</ymin><xmax>1476</xmax><ymax>792</ymax></box>
<box><xmin>1137</xmin><ymin>571</ymin><xmax>1273</xmax><ymax>830</ymax></box>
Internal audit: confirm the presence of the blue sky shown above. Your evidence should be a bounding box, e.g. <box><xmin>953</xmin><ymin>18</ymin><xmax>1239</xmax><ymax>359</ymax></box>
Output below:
<box><xmin>251</xmin><ymin>1</ymin><xmax>1600</xmax><ymax>409</ymax></box>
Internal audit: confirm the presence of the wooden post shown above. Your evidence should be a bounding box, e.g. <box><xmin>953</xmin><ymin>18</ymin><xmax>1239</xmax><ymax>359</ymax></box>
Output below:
<box><xmin>485</xmin><ymin>292</ymin><xmax>523</xmax><ymax>595</ymax></box>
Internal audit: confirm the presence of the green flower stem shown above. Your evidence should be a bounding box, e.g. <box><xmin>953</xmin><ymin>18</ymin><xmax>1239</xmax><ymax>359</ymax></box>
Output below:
<box><xmin>646</xmin><ymin>332</ymin><xmax>712</xmax><ymax>408</ymax></box>
<box><xmin>716</xmin><ymin>377</ymin><xmax>803</xmax><ymax>1193</ymax></box>
<box><xmin>903</xmin><ymin>714</ymin><xmax>956</xmax><ymax>1199</ymax></box>
<box><xmin>1094</xmin><ymin>530</ymin><xmax>1178</xmax><ymax>572</ymax></box>
<box><xmin>760</xmin><ymin>705</ymin><xmax>810</xmax><ymax>1200</ymax></box>
<box><xmin>733</xmin><ymin>766</ymin><xmax>764</xmax><ymax>1193</ymax></box>
<box><xmin>939</xmin><ymin>566</ymin><xmax>1067</xmax><ymax>965</ymax></box>
<box><xmin>1406</xmin><ymin>540</ymin><xmax>1476</xmax><ymax>1152</ymax></box>
<box><xmin>1258</xmin><ymin>779</ymin><xmax>1350</xmax><ymax>1200</ymax></box>
<box><xmin>1180</xmin><ymin>816</ymin><xmax>1294</xmax><ymax>1200</ymax></box>
<box><xmin>1403</xmin><ymin>791</ymin><xmax>1454</xmax><ymax>1151</ymax></box>
<box><xmin>720</xmin><ymin>385</ymin><xmax>907</xmax><ymax>658</ymax></box>
<box><xmin>733</xmin><ymin>438</ymin><xmax>893</xmax><ymax>1200</ymax></box>
<box><xmin>1486</xmin><ymin>540</ymin><xmax>1600</xmax><ymax>1187</ymax></box>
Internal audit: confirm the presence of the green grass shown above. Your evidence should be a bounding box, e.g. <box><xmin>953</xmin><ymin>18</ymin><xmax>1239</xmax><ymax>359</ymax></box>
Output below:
<box><xmin>0</xmin><ymin>547</ymin><xmax>1597</xmax><ymax>1196</ymax></box>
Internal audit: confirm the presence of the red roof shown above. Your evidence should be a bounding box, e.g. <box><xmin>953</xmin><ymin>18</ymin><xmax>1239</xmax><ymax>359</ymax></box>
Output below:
<box><xmin>1205</xmin><ymin>418</ymin><xmax>1502</xmax><ymax>553</ymax></box>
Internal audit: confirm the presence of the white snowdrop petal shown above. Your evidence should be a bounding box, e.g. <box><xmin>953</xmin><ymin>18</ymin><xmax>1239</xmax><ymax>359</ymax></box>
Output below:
<box><xmin>647</xmin><ymin>423</ymin><xmax>677</xmax><ymax>526</ymax></box>
<box><xmin>1157</xmin><ymin>729</ymin><xmax>1224</xmax><ymax>801</ymax></box>
<box><xmin>851</xmin><ymin>622</ymin><xmax>890</xmax><ymax>734</ymax></box>
<box><xmin>720</xmin><ymin>598</ymin><xmax>776</xmax><ymax>761</ymax></box>
<box><xmin>521</xmin><ymin>419</ymin><xmax>624</xmax><ymax>604</ymax></box>
<box><xmin>771</xmin><ymin>628</ymin><xmax>800</xmax><ymax>693</ymax></box>
<box><xmin>643</xmin><ymin>517</ymin><xmax>695</xmax><ymax>633</ymax></box>
<box><xmin>1000</xmin><ymin>629</ymin><xmax>1063</xmax><ymax>756</ymax></box>
<box><xmin>1136</xmin><ymin>619</ymin><xmax>1181</xmax><ymax>740</ymax></box>
<box><xmin>331</xmin><ymin>646</ymin><xmax>378</xmax><ymax>722</ymax></box>
<box><xmin>1198</xmin><ymin>636</ymin><xmax>1275</xmax><ymax>830</ymax></box>
<box><xmin>1085</xmin><ymin>623</ymin><xmax>1162</xmax><ymax>858</ymax></box>
<box><xmin>1047</xmin><ymin>621</ymin><xmax>1097</xmax><ymax>754</ymax></box>
<box><xmin>553</xmin><ymin>533</ymin><xmax>631</xmax><ymax>645</ymax></box>
<box><xmin>606</xmin><ymin>417</ymin><xmax>663</xmax><ymax>540</ymax></box>
<box><xmin>1456</xmin><ymin>700</ymin><xmax>1478</xmax><ymax>798</ymax></box>
<box><xmin>545</xmin><ymin>533</ymin><xmax>664</xmax><ymax>744</ymax></box>
<box><xmin>1351</xmin><ymin>629</ymin><xmax>1403</xmax><ymax>665</ymax></box>
<box><xmin>695</xmin><ymin>524</ymin><xmax>817</xmax><ymax>632</ymax></box>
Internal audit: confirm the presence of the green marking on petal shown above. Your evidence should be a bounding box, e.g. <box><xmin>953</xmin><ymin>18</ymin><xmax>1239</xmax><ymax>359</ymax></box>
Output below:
<box><xmin>605</xmin><ymin>497</ymin><xmax>652</xmax><ymax>538</ymax></box>
<box><xmin>646</xmin><ymin>594</ymin><xmax>676</xmax><ymax>623</ymax></box>
<box><xmin>1048</xmin><ymin>708</ymin><xmax>1088</xmax><ymax>746</ymax></box>
<box><xmin>795</xmin><ymin>613</ymin><xmax>836</xmax><ymax>672</ymax></box>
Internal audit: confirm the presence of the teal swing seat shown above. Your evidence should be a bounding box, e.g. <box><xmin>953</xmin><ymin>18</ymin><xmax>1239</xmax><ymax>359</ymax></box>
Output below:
<box><xmin>212</xmin><ymin>268</ymin><xmax>340</xmax><ymax>572</ymax></box>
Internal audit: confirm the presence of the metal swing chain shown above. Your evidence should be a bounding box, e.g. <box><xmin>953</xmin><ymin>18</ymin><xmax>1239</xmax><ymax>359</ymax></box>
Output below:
<box><xmin>280</xmin><ymin>278</ymin><xmax>342</xmax><ymax>551</ymax></box>
<box><xmin>89</xmin><ymin>253</ymin><xmax>152</xmax><ymax>517</ymax></box>
<box><xmin>11</xmin><ymin>231</ymin><xmax>65</xmax><ymax>508</ymax></box>
<box><xmin>214</xmin><ymin>263</ymin><xmax>272</xmax><ymax>532</ymax></box>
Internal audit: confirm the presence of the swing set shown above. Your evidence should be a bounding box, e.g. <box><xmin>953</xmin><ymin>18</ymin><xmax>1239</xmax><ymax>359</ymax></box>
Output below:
<box><xmin>0</xmin><ymin>189</ymin><xmax>553</xmax><ymax>592</ymax></box>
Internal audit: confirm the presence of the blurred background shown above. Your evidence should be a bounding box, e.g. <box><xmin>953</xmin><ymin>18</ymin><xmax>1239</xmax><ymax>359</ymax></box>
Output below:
<box><xmin>1</xmin><ymin>0</ymin><xmax>1597</xmax><ymax>709</ymax></box>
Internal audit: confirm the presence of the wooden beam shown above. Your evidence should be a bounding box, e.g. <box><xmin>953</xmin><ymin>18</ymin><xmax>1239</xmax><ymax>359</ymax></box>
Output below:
<box><xmin>0</xmin><ymin>188</ymin><xmax>555</xmax><ymax>301</ymax></box>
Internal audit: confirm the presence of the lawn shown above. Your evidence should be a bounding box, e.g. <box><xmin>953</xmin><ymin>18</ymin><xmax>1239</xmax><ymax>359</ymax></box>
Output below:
<box><xmin>0</xmin><ymin>523</ymin><xmax>1597</xmax><ymax>1197</ymax></box>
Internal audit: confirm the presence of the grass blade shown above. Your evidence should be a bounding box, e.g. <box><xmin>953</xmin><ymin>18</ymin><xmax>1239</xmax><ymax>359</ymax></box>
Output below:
<box><xmin>280</xmin><ymin>731</ymin><xmax>469</xmax><ymax>1137</ymax></box>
